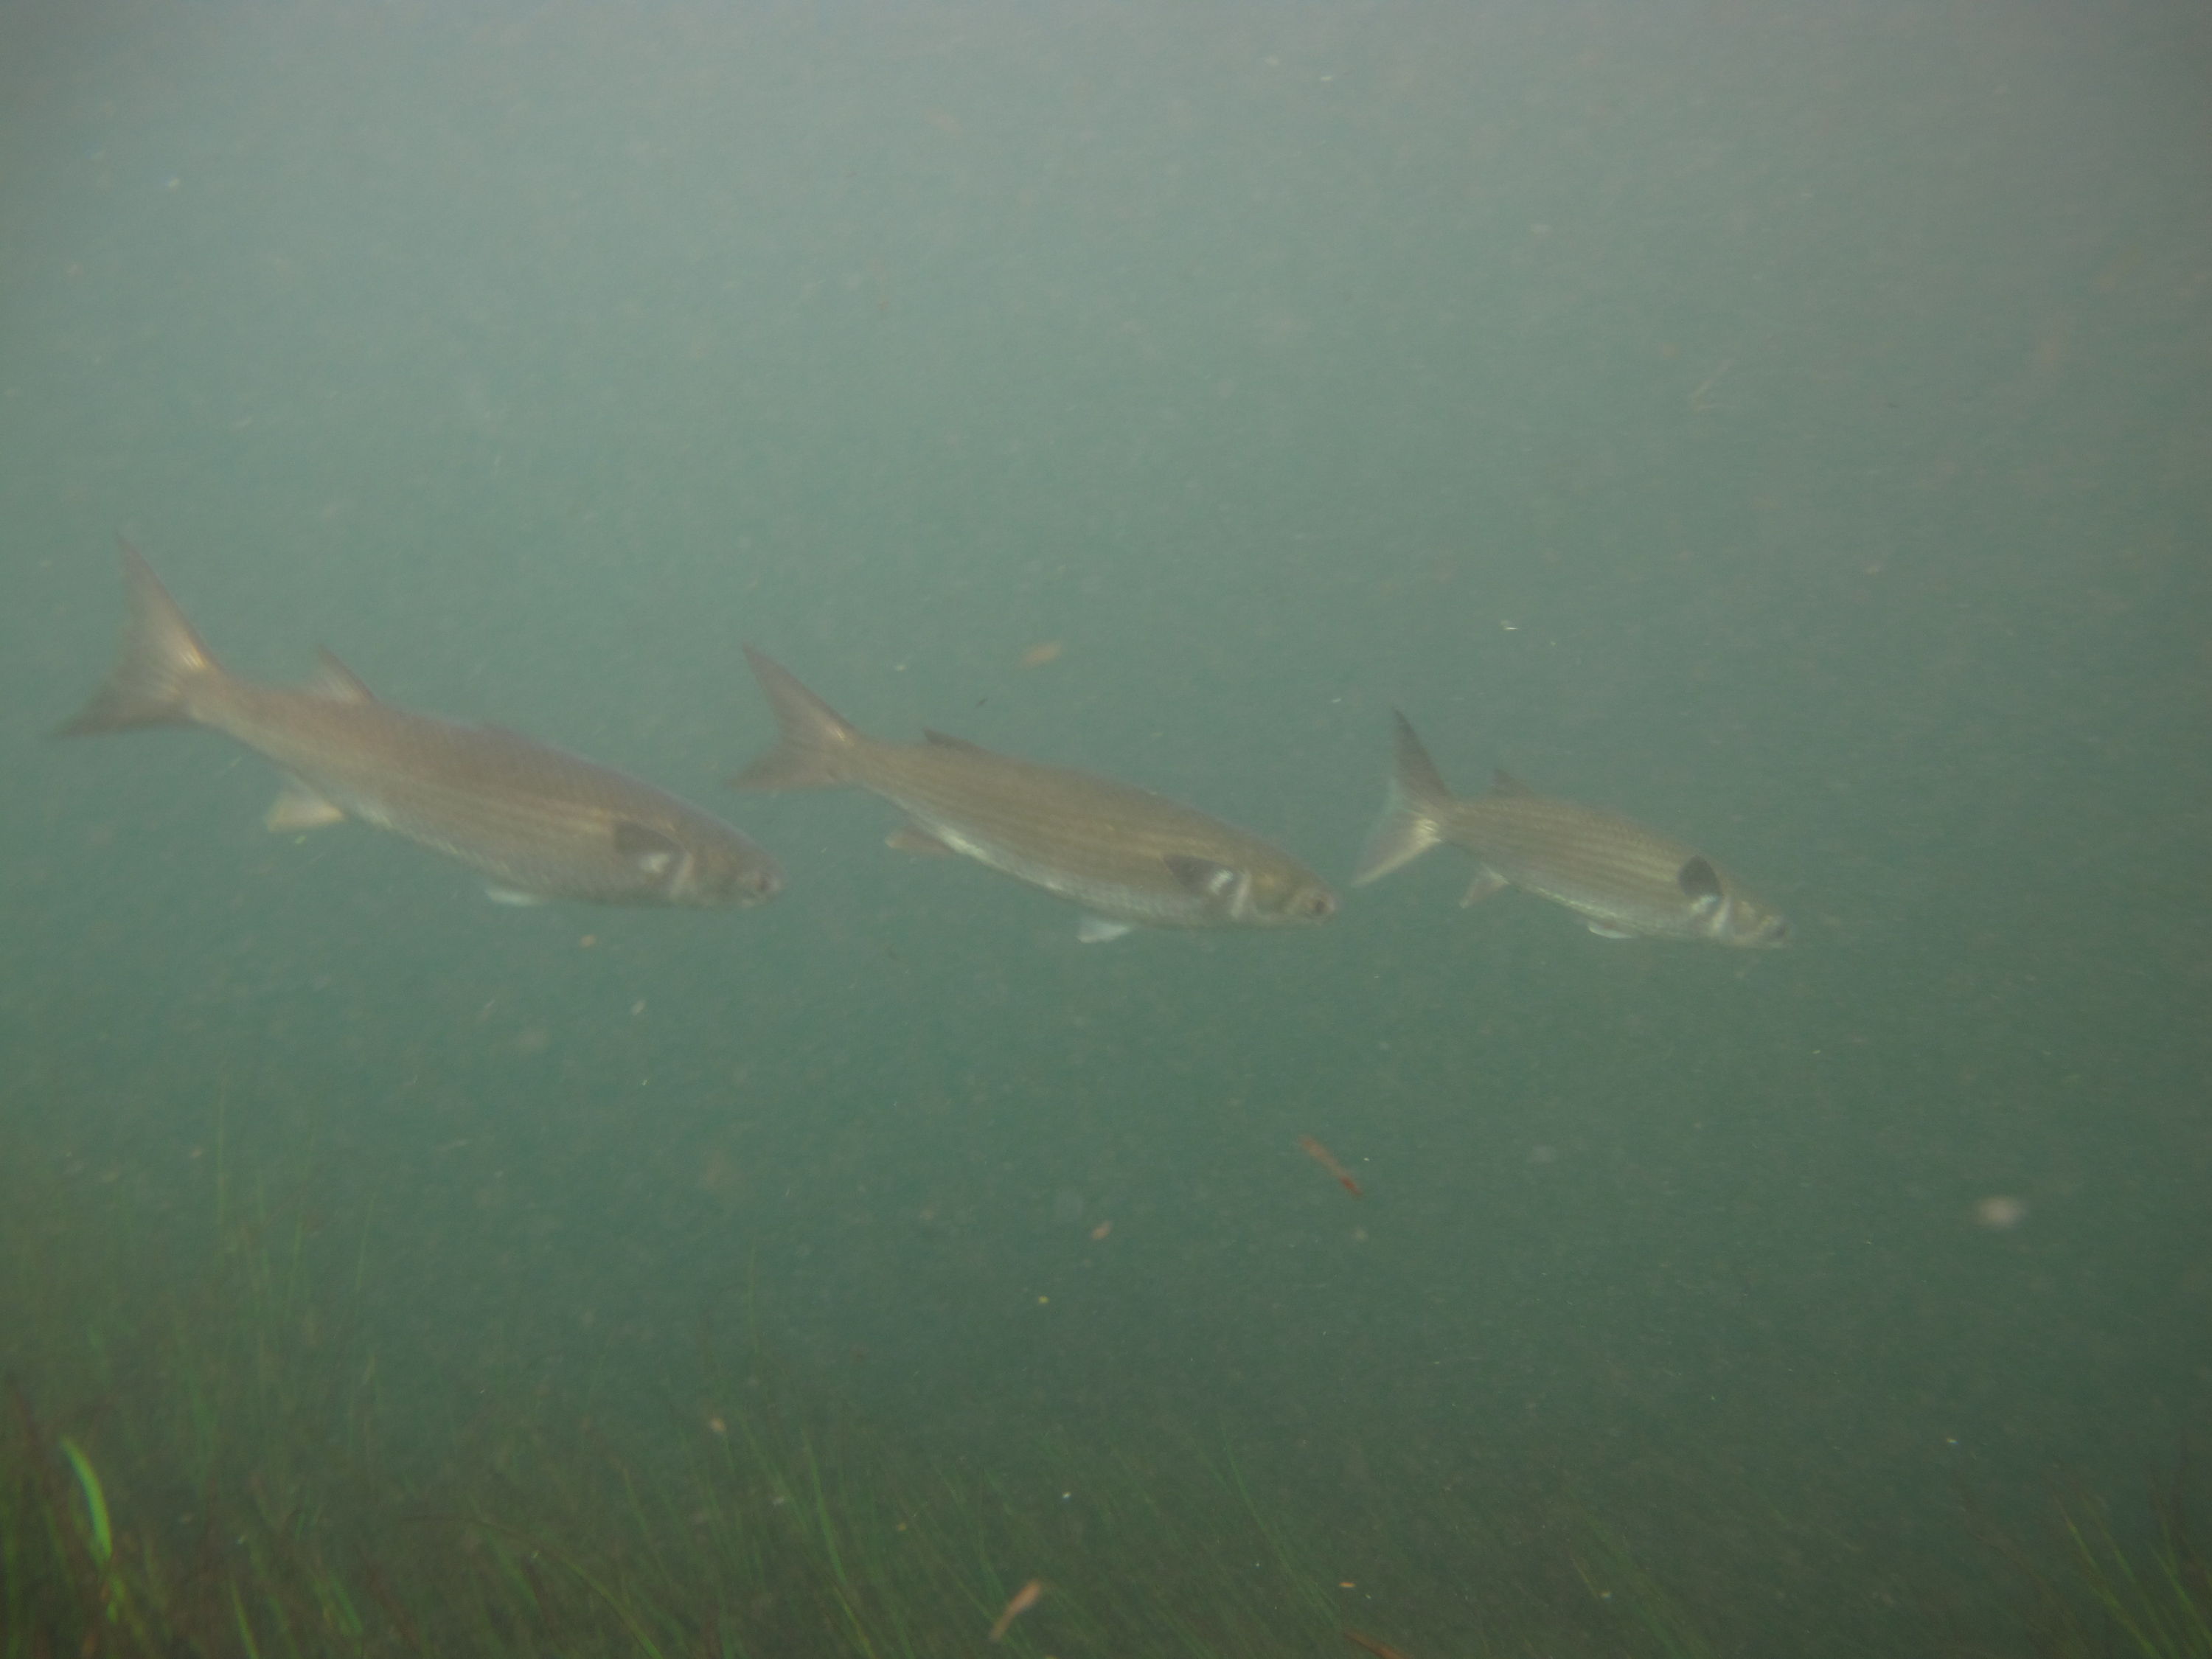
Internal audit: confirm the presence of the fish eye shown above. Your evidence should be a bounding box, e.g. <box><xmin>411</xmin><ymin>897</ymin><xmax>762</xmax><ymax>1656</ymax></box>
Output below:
<box><xmin>1298</xmin><ymin>890</ymin><xmax>1337</xmax><ymax>919</ymax></box>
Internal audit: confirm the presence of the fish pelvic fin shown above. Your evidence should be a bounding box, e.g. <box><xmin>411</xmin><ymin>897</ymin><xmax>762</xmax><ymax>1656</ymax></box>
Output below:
<box><xmin>266</xmin><ymin>779</ymin><xmax>347</xmax><ymax>832</ymax></box>
<box><xmin>1352</xmin><ymin>709</ymin><xmax>1453</xmax><ymax>886</ymax></box>
<box><xmin>728</xmin><ymin>645</ymin><xmax>866</xmax><ymax>790</ymax></box>
<box><xmin>886</xmin><ymin>824</ymin><xmax>958</xmax><ymax>856</ymax></box>
<box><xmin>55</xmin><ymin>539</ymin><xmax>226</xmax><ymax>737</ymax></box>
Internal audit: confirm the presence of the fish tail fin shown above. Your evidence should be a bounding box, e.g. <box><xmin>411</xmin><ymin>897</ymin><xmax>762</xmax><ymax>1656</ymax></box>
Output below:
<box><xmin>55</xmin><ymin>539</ymin><xmax>226</xmax><ymax>737</ymax></box>
<box><xmin>729</xmin><ymin>645</ymin><xmax>866</xmax><ymax>789</ymax></box>
<box><xmin>1353</xmin><ymin>710</ymin><xmax>1454</xmax><ymax>885</ymax></box>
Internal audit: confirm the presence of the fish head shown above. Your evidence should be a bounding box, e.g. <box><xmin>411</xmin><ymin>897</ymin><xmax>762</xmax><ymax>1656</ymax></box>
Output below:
<box><xmin>658</xmin><ymin>834</ymin><xmax>784</xmax><ymax>908</ymax></box>
<box><xmin>616</xmin><ymin>819</ymin><xmax>781</xmax><ymax>908</ymax></box>
<box><xmin>1727</xmin><ymin>900</ymin><xmax>1792</xmax><ymax>947</ymax></box>
<box><xmin>1163</xmin><ymin>853</ymin><xmax>1335</xmax><ymax>927</ymax></box>
<box><xmin>1674</xmin><ymin>855</ymin><xmax>1788</xmax><ymax>947</ymax></box>
<box><xmin>1244</xmin><ymin>863</ymin><xmax>1340</xmax><ymax>928</ymax></box>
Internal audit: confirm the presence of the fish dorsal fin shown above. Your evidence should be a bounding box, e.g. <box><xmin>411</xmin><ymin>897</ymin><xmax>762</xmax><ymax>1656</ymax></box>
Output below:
<box><xmin>308</xmin><ymin>648</ymin><xmax>376</xmax><ymax>703</ymax></box>
<box><xmin>922</xmin><ymin>728</ymin><xmax>987</xmax><ymax>752</ymax></box>
<box><xmin>613</xmin><ymin>820</ymin><xmax>684</xmax><ymax>877</ymax></box>
<box><xmin>1491</xmin><ymin>768</ymin><xmax>1536</xmax><ymax>797</ymax></box>
<box><xmin>1677</xmin><ymin>855</ymin><xmax>1724</xmax><ymax>902</ymax></box>
<box><xmin>1163</xmin><ymin>853</ymin><xmax>1242</xmax><ymax>900</ymax></box>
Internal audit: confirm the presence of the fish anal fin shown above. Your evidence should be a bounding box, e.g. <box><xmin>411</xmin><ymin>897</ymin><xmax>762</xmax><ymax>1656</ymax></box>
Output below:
<box><xmin>1460</xmin><ymin>869</ymin><xmax>1509</xmax><ymax>907</ymax></box>
<box><xmin>308</xmin><ymin>648</ymin><xmax>376</xmax><ymax>703</ymax></box>
<box><xmin>1077</xmin><ymin>916</ymin><xmax>1133</xmax><ymax>944</ymax></box>
<box><xmin>265</xmin><ymin>780</ymin><xmax>347</xmax><ymax>832</ymax></box>
<box><xmin>886</xmin><ymin>824</ymin><xmax>957</xmax><ymax>856</ymax></box>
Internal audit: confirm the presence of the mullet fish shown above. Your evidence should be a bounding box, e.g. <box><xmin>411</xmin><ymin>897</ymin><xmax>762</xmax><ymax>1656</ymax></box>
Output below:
<box><xmin>58</xmin><ymin>541</ymin><xmax>784</xmax><ymax>909</ymax></box>
<box><xmin>730</xmin><ymin>646</ymin><xmax>1335</xmax><ymax>941</ymax></box>
<box><xmin>1355</xmin><ymin>712</ymin><xmax>1788</xmax><ymax>947</ymax></box>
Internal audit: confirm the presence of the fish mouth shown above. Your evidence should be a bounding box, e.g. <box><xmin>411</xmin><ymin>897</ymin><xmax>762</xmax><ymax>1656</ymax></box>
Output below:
<box><xmin>697</xmin><ymin>860</ymin><xmax>783</xmax><ymax>907</ymax></box>
<box><xmin>735</xmin><ymin>866</ymin><xmax>785</xmax><ymax>906</ymax></box>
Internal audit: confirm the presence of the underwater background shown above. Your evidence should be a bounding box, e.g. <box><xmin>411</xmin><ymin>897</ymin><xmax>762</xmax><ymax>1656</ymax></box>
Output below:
<box><xmin>2</xmin><ymin>2</ymin><xmax>2208</xmax><ymax>1654</ymax></box>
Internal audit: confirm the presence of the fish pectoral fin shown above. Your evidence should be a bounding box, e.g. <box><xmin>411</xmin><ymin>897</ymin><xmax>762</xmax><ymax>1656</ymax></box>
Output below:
<box><xmin>1677</xmin><ymin>855</ymin><xmax>1724</xmax><ymax>902</ymax></box>
<box><xmin>1585</xmin><ymin>921</ymin><xmax>1638</xmax><ymax>940</ymax></box>
<box><xmin>1459</xmin><ymin>869</ymin><xmax>1509</xmax><ymax>907</ymax></box>
<box><xmin>920</xmin><ymin>728</ymin><xmax>987</xmax><ymax>752</ymax></box>
<box><xmin>885</xmin><ymin>824</ymin><xmax>958</xmax><ymax>856</ymax></box>
<box><xmin>484</xmin><ymin>886</ymin><xmax>550</xmax><ymax>907</ymax></box>
<box><xmin>1077</xmin><ymin>916</ymin><xmax>1134</xmax><ymax>945</ymax></box>
<box><xmin>1490</xmin><ymin>768</ymin><xmax>1536</xmax><ymax>798</ymax></box>
<box><xmin>1162</xmin><ymin>853</ymin><xmax>1242</xmax><ymax>900</ymax></box>
<box><xmin>265</xmin><ymin>780</ymin><xmax>347</xmax><ymax>832</ymax></box>
<box><xmin>613</xmin><ymin>820</ymin><xmax>684</xmax><ymax>877</ymax></box>
<box><xmin>307</xmin><ymin>648</ymin><xmax>377</xmax><ymax>703</ymax></box>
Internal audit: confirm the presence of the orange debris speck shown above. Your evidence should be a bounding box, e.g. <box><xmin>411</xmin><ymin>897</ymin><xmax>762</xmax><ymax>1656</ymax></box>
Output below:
<box><xmin>990</xmin><ymin>1578</ymin><xmax>1045</xmax><ymax>1641</ymax></box>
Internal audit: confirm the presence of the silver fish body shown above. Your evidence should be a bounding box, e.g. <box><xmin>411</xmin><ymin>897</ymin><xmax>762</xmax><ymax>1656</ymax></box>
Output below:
<box><xmin>731</xmin><ymin>647</ymin><xmax>1335</xmax><ymax>939</ymax></box>
<box><xmin>58</xmin><ymin>542</ymin><xmax>783</xmax><ymax>909</ymax></box>
<box><xmin>1355</xmin><ymin>712</ymin><xmax>1789</xmax><ymax>947</ymax></box>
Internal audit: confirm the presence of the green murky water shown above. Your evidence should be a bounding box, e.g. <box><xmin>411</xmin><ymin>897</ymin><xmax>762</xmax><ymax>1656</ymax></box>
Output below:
<box><xmin>3</xmin><ymin>4</ymin><xmax>2206</xmax><ymax>1653</ymax></box>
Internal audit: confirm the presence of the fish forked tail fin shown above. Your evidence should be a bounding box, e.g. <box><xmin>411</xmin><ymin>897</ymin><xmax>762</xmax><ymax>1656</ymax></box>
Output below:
<box><xmin>1352</xmin><ymin>709</ymin><xmax>1455</xmax><ymax>885</ymax></box>
<box><xmin>55</xmin><ymin>539</ymin><xmax>225</xmax><ymax>737</ymax></box>
<box><xmin>728</xmin><ymin>644</ymin><xmax>866</xmax><ymax>790</ymax></box>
